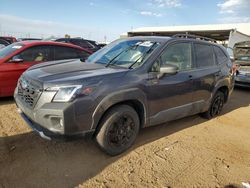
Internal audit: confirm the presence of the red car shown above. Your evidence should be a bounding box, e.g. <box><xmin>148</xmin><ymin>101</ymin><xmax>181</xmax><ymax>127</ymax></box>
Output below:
<box><xmin>0</xmin><ymin>41</ymin><xmax>92</xmax><ymax>97</ymax></box>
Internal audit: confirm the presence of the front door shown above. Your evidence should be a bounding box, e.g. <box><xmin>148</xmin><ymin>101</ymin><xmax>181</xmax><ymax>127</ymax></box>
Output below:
<box><xmin>146</xmin><ymin>42</ymin><xmax>196</xmax><ymax>126</ymax></box>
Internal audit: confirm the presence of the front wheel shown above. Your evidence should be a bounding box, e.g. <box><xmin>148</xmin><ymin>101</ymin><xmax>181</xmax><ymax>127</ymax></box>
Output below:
<box><xmin>201</xmin><ymin>91</ymin><xmax>225</xmax><ymax>119</ymax></box>
<box><xmin>95</xmin><ymin>105</ymin><xmax>140</xmax><ymax>156</ymax></box>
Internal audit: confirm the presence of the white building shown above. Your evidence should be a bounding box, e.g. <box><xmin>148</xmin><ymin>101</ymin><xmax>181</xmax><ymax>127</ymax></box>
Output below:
<box><xmin>124</xmin><ymin>23</ymin><xmax>250</xmax><ymax>49</ymax></box>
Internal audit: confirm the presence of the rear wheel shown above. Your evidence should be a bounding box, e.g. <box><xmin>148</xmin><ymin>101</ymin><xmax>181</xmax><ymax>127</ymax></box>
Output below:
<box><xmin>202</xmin><ymin>91</ymin><xmax>224</xmax><ymax>119</ymax></box>
<box><xmin>95</xmin><ymin>105</ymin><xmax>140</xmax><ymax>156</ymax></box>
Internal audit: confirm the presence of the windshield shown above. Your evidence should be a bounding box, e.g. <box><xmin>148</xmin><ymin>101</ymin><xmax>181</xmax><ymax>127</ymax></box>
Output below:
<box><xmin>0</xmin><ymin>43</ymin><xmax>25</xmax><ymax>59</ymax></box>
<box><xmin>85</xmin><ymin>39</ymin><xmax>159</xmax><ymax>69</ymax></box>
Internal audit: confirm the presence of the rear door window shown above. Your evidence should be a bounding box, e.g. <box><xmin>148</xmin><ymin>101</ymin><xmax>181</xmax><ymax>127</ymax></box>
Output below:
<box><xmin>194</xmin><ymin>43</ymin><xmax>215</xmax><ymax>68</ymax></box>
<box><xmin>53</xmin><ymin>46</ymin><xmax>83</xmax><ymax>60</ymax></box>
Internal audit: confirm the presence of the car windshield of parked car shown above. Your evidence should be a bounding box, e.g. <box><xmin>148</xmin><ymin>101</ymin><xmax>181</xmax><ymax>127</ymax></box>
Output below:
<box><xmin>0</xmin><ymin>43</ymin><xmax>25</xmax><ymax>59</ymax></box>
<box><xmin>85</xmin><ymin>39</ymin><xmax>159</xmax><ymax>69</ymax></box>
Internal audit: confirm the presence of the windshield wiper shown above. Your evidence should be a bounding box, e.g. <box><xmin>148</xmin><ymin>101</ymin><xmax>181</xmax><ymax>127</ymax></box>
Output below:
<box><xmin>105</xmin><ymin>43</ymin><xmax>141</xmax><ymax>68</ymax></box>
<box><xmin>105</xmin><ymin>50</ymin><xmax>126</xmax><ymax>68</ymax></box>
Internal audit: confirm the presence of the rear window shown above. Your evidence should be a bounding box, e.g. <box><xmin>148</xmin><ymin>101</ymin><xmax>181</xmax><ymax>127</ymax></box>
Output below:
<box><xmin>214</xmin><ymin>46</ymin><xmax>228</xmax><ymax>63</ymax></box>
<box><xmin>194</xmin><ymin>43</ymin><xmax>215</xmax><ymax>68</ymax></box>
<box><xmin>55</xmin><ymin>39</ymin><xmax>68</xmax><ymax>43</ymax></box>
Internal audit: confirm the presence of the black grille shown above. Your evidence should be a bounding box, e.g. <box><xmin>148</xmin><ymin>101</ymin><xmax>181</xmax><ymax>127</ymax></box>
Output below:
<box><xmin>17</xmin><ymin>77</ymin><xmax>42</xmax><ymax>108</ymax></box>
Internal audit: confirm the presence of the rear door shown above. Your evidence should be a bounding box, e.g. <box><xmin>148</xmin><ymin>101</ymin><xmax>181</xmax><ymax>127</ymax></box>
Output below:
<box><xmin>146</xmin><ymin>41</ymin><xmax>196</xmax><ymax>125</ymax></box>
<box><xmin>191</xmin><ymin>43</ymin><xmax>220</xmax><ymax>108</ymax></box>
<box><xmin>0</xmin><ymin>45</ymin><xmax>52</xmax><ymax>96</ymax></box>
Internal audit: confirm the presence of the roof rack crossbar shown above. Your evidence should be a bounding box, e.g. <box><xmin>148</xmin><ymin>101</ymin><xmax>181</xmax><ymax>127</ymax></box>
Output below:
<box><xmin>172</xmin><ymin>34</ymin><xmax>217</xmax><ymax>43</ymax></box>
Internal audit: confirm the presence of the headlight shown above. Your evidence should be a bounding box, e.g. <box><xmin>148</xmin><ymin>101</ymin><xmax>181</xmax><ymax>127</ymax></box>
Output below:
<box><xmin>47</xmin><ymin>85</ymin><xmax>82</xmax><ymax>102</ymax></box>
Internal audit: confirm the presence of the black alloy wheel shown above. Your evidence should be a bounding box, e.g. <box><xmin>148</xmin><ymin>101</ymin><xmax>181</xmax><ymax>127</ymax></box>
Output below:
<box><xmin>95</xmin><ymin>105</ymin><xmax>140</xmax><ymax>156</ymax></box>
<box><xmin>201</xmin><ymin>91</ymin><xmax>225</xmax><ymax>119</ymax></box>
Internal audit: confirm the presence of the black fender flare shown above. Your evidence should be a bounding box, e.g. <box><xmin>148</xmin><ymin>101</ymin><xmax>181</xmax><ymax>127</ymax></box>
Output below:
<box><xmin>212</xmin><ymin>78</ymin><xmax>230</xmax><ymax>99</ymax></box>
<box><xmin>203</xmin><ymin>78</ymin><xmax>230</xmax><ymax>112</ymax></box>
<box><xmin>91</xmin><ymin>88</ymin><xmax>148</xmax><ymax>129</ymax></box>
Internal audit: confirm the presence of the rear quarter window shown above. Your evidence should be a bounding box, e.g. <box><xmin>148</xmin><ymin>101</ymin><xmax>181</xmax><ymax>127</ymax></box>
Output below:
<box><xmin>213</xmin><ymin>46</ymin><xmax>228</xmax><ymax>64</ymax></box>
<box><xmin>194</xmin><ymin>43</ymin><xmax>215</xmax><ymax>68</ymax></box>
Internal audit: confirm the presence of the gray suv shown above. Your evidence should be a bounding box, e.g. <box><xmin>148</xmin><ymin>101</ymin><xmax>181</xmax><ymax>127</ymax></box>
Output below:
<box><xmin>14</xmin><ymin>35</ymin><xmax>235</xmax><ymax>155</ymax></box>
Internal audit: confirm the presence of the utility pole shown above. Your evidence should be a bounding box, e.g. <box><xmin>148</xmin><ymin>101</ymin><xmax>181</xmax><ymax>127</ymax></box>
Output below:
<box><xmin>104</xmin><ymin>35</ymin><xmax>107</xmax><ymax>43</ymax></box>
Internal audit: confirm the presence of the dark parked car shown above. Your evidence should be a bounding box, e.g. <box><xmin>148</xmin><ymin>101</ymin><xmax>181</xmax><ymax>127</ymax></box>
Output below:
<box><xmin>0</xmin><ymin>41</ymin><xmax>91</xmax><ymax>97</ymax></box>
<box><xmin>55</xmin><ymin>38</ymin><xmax>100</xmax><ymax>52</ymax></box>
<box><xmin>98</xmin><ymin>43</ymin><xmax>107</xmax><ymax>48</ymax></box>
<box><xmin>15</xmin><ymin>35</ymin><xmax>234</xmax><ymax>155</ymax></box>
<box><xmin>18</xmin><ymin>38</ymin><xmax>42</xmax><ymax>41</ymax></box>
<box><xmin>0</xmin><ymin>38</ymin><xmax>10</xmax><ymax>49</ymax></box>
<box><xmin>0</xmin><ymin>36</ymin><xmax>17</xmax><ymax>44</ymax></box>
<box><xmin>234</xmin><ymin>41</ymin><xmax>250</xmax><ymax>88</ymax></box>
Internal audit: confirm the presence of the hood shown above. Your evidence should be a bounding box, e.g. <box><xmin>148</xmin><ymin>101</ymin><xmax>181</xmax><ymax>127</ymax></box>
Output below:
<box><xmin>25</xmin><ymin>59</ymin><xmax>128</xmax><ymax>84</ymax></box>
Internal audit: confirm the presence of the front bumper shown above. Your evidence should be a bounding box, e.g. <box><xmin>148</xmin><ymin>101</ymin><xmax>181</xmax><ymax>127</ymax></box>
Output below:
<box><xmin>235</xmin><ymin>74</ymin><xmax>250</xmax><ymax>88</ymax></box>
<box><xmin>14</xmin><ymin>88</ymin><xmax>96</xmax><ymax>140</ymax></box>
<box><xmin>18</xmin><ymin>109</ymin><xmax>55</xmax><ymax>140</ymax></box>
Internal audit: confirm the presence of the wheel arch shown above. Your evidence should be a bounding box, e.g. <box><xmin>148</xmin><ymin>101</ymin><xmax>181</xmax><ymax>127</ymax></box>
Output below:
<box><xmin>213</xmin><ymin>79</ymin><xmax>230</xmax><ymax>103</ymax></box>
<box><xmin>91</xmin><ymin>88</ymin><xmax>148</xmax><ymax>133</ymax></box>
<box><xmin>216</xmin><ymin>86</ymin><xmax>229</xmax><ymax>103</ymax></box>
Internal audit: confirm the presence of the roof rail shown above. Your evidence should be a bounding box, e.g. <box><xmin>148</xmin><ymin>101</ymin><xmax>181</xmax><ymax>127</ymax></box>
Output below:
<box><xmin>172</xmin><ymin>34</ymin><xmax>217</xmax><ymax>43</ymax></box>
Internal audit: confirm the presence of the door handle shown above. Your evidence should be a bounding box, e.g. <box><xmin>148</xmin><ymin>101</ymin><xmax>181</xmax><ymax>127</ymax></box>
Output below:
<box><xmin>188</xmin><ymin>75</ymin><xmax>193</xmax><ymax>80</ymax></box>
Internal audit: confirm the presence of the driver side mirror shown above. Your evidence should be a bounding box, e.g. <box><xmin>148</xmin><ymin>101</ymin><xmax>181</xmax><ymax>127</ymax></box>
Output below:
<box><xmin>10</xmin><ymin>56</ymin><xmax>24</xmax><ymax>63</ymax></box>
<box><xmin>158</xmin><ymin>64</ymin><xmax>178</xmax><ymax>78</ymax></box>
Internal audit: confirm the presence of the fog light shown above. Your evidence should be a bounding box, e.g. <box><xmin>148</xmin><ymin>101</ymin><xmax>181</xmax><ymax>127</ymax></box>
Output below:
<box><xmin>50</xmin><ymin>116</ymin><xmax>64</xmax><ymax>131</ymax></box>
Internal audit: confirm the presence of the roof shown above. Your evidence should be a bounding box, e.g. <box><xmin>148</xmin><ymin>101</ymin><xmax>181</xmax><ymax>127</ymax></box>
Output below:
<box><xmin>16</xmin><ymin>41</ymin><xmax>92</xmax><ymax>53</ymax></box>
<box><xmin>127</xmin><ymin>23</ymin><xmax>250</xmax><ymax>41</ymax></box>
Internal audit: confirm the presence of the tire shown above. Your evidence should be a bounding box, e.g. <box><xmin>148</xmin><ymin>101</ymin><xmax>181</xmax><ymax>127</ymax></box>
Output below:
<box><xmin>201</xmin><ymin>91</ymin><xmax>225</xmax><ymax>119</ymax></box>
<box><xmin>95</xmin><ymin>105</ymin><xmax>140</xmax><ymax>156</ymax></box>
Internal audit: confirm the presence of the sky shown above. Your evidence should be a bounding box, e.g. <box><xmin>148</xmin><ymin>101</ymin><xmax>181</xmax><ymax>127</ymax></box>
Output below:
<box><xmin>0</xmin><ymin>0</ymin><xmax>249</xmax><ymax>42</ymax></box>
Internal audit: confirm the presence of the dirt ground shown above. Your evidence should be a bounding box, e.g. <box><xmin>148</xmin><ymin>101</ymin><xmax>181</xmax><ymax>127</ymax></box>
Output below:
<box><xmin>0</xmin><ymin>88</ymin><xmax>250</xmax><ymax>188</ymax></box>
